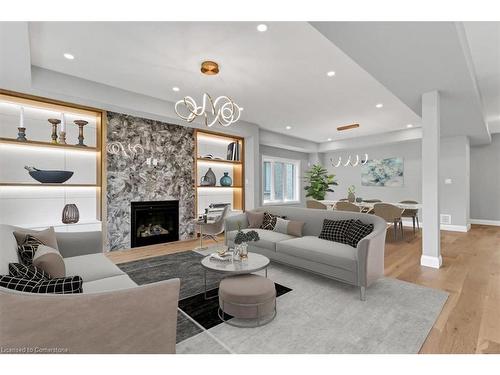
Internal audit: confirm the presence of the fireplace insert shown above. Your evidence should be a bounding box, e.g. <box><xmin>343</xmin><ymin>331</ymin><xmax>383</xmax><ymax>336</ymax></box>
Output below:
<box><xmin>130</xmin><ymin>200</ymin><xmax>179</xmax><ymax>248</ymax></box>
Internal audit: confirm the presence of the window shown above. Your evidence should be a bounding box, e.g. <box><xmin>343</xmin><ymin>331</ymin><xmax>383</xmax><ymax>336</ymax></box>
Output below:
<box><xmin>262</xmin><ymin>156</ymin><xmax>300</xmax><ymax>205</ymax></box>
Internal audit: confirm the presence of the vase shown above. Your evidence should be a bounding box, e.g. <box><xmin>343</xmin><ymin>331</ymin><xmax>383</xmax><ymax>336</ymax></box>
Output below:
<box><xmin>236</xmin><ymin>242</ymin><xmax>248</xmax><ymax>260</ymax></box>
<box><xmin>62</xmin><ymin>204</ymin><xmax>79</xmax><ymax>224</ymax></box>
<box><xmin>203</xmin><ymin>168</ymin><xmax>216</xmax><ymax>186</ymax></box>
<box><xmin>220</xmin><ymin>172</ymin><xmax>232</xmax><ymax>186</ymax></box>
<box><xmin>348</xmin><ymin>192</ymin><xmax>355</xmax><ymax>202</ymax></box>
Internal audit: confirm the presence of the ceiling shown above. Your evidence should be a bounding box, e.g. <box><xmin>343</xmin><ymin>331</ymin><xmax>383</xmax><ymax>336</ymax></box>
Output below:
<box><xmin>311</xmin><ymin>22</ymin><xmax>497</xmax><ymax>145</ymax></box>
<box><xmin>28</xmin><ymin>22</ymin><xmax>421</xmax><ymax>143</ymax></box>
<box><xmin>463</xmin><ymin>22</ymin><xmax>500</xmax><ymax>134</ymax></box>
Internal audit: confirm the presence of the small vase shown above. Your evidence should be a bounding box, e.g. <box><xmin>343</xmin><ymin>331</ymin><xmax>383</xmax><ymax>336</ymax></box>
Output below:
<box><xmin>220</xmin><ymin>172</ymin><xmax>232</xmax><ymax>186</ymax></box>
<box><xmin>237</xmin><ymin>243</ymin><xmax>248</xmax><ymax>259</ymax></box>
<box><xmin>62</xmin><ymin>204</ymin><xmax>79</xmax><ymax>224</ymax></box>
<box><xmin>203</xmin><ymin>168</ymin><xmax>216</xmax><ymax>186</ymax></box>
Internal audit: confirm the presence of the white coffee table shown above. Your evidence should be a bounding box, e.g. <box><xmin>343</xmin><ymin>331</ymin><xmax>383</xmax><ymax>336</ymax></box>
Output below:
<box><xmin>201</xmin><ymin>252</ymin><xmax>270</xmax><ymax>299</ymax></box>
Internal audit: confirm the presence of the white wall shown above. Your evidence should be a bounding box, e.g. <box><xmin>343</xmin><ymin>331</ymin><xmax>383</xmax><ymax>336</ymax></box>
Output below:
<box><xmin>321</xmin><ymin>140</ymin><xmax>422</xmax><ymax>205</ymax></box>
<box><xmin>470</xmin><ymin>134</ymin><xmax>500</xmax><ymax>222</ymax></box>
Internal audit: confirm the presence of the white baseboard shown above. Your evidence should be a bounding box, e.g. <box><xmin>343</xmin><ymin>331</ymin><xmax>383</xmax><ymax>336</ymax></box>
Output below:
<box><xmin>401</xmin><ymin>219</ymin><xmax>470</xmax><ymax>232</ymax></box>
<box><xmin>470</xmin><ymin>219</ymin><xmax>500</xmax><ymax>226</ymax></box>
<box><xmin>440</xmin><ymin>224</ymin><xmax>470</xmax><ymax>232</ymax></box>
<box><xmin>420</xmin><ymin>255</ymin><xmax>443</xmax><ymax>269</ymax></box>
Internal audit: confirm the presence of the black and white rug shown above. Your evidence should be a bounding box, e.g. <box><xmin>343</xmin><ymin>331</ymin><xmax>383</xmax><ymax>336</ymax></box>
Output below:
<box><xmin>118</xmin><ymin>250</ymin><xmax>291</xmax><ymax>344</ymax></box>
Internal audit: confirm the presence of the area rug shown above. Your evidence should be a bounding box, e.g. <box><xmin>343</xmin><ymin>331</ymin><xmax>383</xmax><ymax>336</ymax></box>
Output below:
<box><xmin>119</xmin><ymin>251</ymin><xmax>448</xmax><ymax>354</ymax></box>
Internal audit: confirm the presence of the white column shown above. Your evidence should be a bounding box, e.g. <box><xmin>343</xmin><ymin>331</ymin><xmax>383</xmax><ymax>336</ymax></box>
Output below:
<box><xmin>421</xmin><ymin>91</ymin><xmax>442</xmax><ymax>268</ymax></box>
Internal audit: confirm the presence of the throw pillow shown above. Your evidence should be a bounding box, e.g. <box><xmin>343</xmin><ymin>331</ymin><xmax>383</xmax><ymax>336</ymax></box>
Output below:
<box><xmin>287</xmin><ymin>220</ymin><xmax>305</xmax><ymax>237</ymax></box>
<box><xmin>13</xmin><ymin>226</ymin><xmax>59</xmax><ymax>250</ymax></box>
<box><xmin>273</xmin><ymin>217</ymin><xmax>290</xmax><ymax>234</ymax></box>
<box><xmin>32</xmin><ymin>276</ymin><xmax>83</xmax><ymax>294</ymax></box>
<box><xmin>346</xmin><ymin>220</ymin><xmax>374</xmax><ymax>248</ymax></box>
<box><xmin>32</xmin><ymin>245</ymin><xmax>66</xmax><ymax>278</ymax></box>
<box><xmin>17</xmin><ymin>235</ymin><xmax>44</xmax><ymax>265</ymax></box>
<box><xmin>318</xmin><ymin>219</ymin><xmax>353</xmax><ymax>245</ymax></box>
<box><xmin>260</xmin><ymin>212</ymin><xmax>280</xmax><ymax>230</ymax></box>
<box><xmin>0</xmin><ymin>275</ymin><xmax>39</xmax><ymax>292</ymax></box>
<box><xmin>9</xmin><ymin>263</ymin><xmax>51</xmax><ymax>280</ymax></box>
<box><xmin>247</xmin><ymin>210</ymin><xmax>265</xmax><ymax>228</ymax></box>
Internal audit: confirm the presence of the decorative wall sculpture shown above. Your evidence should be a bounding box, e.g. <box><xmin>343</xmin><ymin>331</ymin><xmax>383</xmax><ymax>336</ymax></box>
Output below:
<box><xmin>361</xmin><ymin>157</ymin><xmax>404</xmax><ymax>187</ymax></box>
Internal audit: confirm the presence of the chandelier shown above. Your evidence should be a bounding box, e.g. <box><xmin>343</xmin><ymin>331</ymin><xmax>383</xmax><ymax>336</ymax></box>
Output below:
<box><xmin>174</xmin><ymin>92</ymin><xmax>242</xmax><ymax>127</ymax></box>
<box><xmin>331</xmin><ymin>154</ymin><xmax>369</xmax><ymax>167</ymax></box>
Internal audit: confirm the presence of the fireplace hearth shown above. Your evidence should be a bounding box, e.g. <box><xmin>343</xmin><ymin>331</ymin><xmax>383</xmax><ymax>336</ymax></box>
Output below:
<box><xmin>131</xmin><ymin>200</ymin><xmax>179</xmax><ymax>248</ymax></box>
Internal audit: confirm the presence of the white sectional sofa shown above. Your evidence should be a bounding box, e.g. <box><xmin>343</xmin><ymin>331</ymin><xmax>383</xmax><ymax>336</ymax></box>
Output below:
<box><xmin>0</xmin><ymin>224</ymin><xmax>180</xmax><ymax>354</ymax></box>
<box><xmin>225</xmin><ymin>206</ymin><xmax>387</xmax><ymax>300</ymax></box>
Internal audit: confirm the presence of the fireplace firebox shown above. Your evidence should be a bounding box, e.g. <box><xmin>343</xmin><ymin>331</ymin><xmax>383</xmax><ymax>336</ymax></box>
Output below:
<box><xmin>131</xmin><ymin>200</ymin><xmax>179</xmax><ymax>248</ymax></box>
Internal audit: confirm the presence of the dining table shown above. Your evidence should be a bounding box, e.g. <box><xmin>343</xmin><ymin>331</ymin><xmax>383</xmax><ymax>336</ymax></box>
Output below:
<box><xmin>318</xmin><ymin>200</ymin><xmax>421</xmax><ymax>213</ymax></box>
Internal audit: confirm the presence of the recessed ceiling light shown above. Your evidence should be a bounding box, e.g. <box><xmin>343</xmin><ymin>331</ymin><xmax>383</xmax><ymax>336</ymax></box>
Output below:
<box><xmin>257</xmin><ymin>24</ymin><xmax>268</xmax><ymax>32</ymax></box>
<box><xmin>63</xmin><ymin>53</ymin><xmax>75</xmax><ymax>60</ymax></box>
<box><xmin>406</xmin><ymin>124</ymin><xmax>413</xmax><ymax>128</ymax></box>
<box><xmin>172</xmin><ymin>86</ymin><xmax>180</xmax><ymax>92</ymax></box>
<box><xmin>327</xmin><ymin>138</ymin><xmax>332</xmax><ymax>141</ymax></box>
<box><xmin>375</xmin><ymin>103</ymin><xmax>383</xmax><ymax>108</ymax></box>
<box><xmin>326</xmin><ymin>71</ymin><xmax>336</xmax><ymax>77</ymax></box>
<box><xmin>285</xmin><ymin>125</ymin><xmax>292</xmax><ymax>130</ymax></box>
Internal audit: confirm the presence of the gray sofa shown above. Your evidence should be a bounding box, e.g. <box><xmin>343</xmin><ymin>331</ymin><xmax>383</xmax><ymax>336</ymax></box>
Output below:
<box><xmin>225</xmin><ymin>206</ymin><xmax>387</xmax><ymax>300</ymax></box>
<box><xmin>0</xmin><ymin>224</ymin><xmax>180</xmax><ymax>354</ymax></box>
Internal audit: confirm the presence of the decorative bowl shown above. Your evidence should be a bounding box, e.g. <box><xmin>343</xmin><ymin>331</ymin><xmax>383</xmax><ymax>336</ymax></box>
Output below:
<box><xmin>28</xmin><ymin>170</ymin><xmax>74</xmax><ymax>184</ymax></box>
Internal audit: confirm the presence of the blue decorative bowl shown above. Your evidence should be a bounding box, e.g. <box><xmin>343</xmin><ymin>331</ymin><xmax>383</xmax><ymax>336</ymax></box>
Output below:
<box><xmin>28</xmin><ymin>170</ymin><xmax>74</xmax><ymax>184</ymax></box>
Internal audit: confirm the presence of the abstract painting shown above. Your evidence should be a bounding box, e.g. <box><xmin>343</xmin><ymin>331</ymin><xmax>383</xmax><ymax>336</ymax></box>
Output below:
<box><xmin>361</xmin><ymin>157</ymin><xmax>404</xmax><ymax>187</ymax></box>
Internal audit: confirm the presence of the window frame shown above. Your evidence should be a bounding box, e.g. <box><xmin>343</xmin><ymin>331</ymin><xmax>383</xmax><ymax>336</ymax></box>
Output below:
<box><xmin>262</xmin><ymin>155</ymin><xmax>301</xmax><ymax>206</ymax></box>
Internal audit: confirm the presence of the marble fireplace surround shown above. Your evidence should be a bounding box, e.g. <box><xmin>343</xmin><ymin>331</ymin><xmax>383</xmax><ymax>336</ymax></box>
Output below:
<box><xmin>106</xmin><ymin>111</ymin><xmax>195</xmax><ymax>251</ymax></box>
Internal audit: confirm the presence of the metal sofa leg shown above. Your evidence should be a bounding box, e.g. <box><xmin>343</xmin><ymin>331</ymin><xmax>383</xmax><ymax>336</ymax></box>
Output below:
<box><xmin>360</xmin><ymin>286</ymin><xmax>366</xmax><ymax>301</ymax></box>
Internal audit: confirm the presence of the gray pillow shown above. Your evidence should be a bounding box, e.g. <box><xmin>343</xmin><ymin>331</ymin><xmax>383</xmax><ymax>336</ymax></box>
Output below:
<box><xmin>273</xmin><ymin>217</ymin><xmax>289</xmax><ymax>234</ymax></box>
<box><xmin>13</xmin><ymin>227</ymin><xmax>59</xmax><ymax>250</ymax></box>
<box><xmin>32</xmin><ymin>245</ymin><xmax>66</xmax><ymax>278</ymax></box>
<box><xmin>246</xmin><ymin>210</ymin><xmax>264</xmax><ymax>228</ymax></box>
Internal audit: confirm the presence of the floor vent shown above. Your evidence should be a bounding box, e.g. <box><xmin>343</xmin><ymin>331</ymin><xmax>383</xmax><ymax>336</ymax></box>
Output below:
<box><xmin>440</xmin><ymin>214</ymin><xmax>452</xmax><ymax>225</ymax></box>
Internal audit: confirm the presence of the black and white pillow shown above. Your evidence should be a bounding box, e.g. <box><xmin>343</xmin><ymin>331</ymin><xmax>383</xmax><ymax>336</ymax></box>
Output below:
<box><xmin>318</xmin><ymin>219</ymin><xmax>353</xmax><ymax>245</ymax></box>
<box><xmin>0</xmin><ymin>275</ymin><xmax>39</xmax><ymax>292</ymax></box>
<box><xmin>9</xmin><ymin>262</ymin><xmax>51</xmax><ymax>280</ymax></box>
<box><xmin>32</xmin><ymin>276</ymin><xmax>83</xmax><ymax>294</ymax></box>
<box><xmin>346</xmin><ymin>220</ymin><xmax>374</xmax><ymax>248</ymax></box>
<box><xmin>17</xmin><ymin>235</ymin><xmax>44</xmax><ymax>265</ymax></box>
<box><xmin>0</xmin><ymin>275</ymin><xmax>82</xmax><ymax>294</ymax></box>
<box><xmin>260</xmin><ymin>212</ymin><xmax>281</xmax><ymax>230</ymax></box>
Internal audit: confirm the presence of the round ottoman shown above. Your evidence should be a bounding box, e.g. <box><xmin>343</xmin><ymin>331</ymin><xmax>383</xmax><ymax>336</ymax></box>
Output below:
<box><xmin>218</xmin><ymin>274</ymin><xmax>276</xmax><ymax>327</ymax></box>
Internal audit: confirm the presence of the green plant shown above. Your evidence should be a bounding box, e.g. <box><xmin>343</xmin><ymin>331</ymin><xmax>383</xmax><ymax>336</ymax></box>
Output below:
<box><xmin>347</xmin><ymin>185</ymin><xmax>356</xmax><ymax>194</ymax></box>
<box><xmin>303</xmin><ymin>164</ymin><xmax>338</xmax><ymax>200</ymax></box>
<box><xmin>234</xmin><ymin>222</ymin><xmax>260</xmax><ymax>245</ymax></box>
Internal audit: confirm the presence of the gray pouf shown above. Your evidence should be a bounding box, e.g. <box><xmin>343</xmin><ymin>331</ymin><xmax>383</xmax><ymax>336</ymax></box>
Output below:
<box><xmin>218</xmin><ymin>274</ymin><xmax>276</xmax><ymax>326</ymax></box>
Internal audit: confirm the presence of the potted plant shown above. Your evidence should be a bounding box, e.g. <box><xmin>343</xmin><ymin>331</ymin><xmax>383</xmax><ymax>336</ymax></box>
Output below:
<box><xmin>234</xmin><ymin>223</ymin><xmax>260</xmax><ymax>259</ymax></box>
<box><xmin>303</xmin><ymin>164</ymin><xmax>338</xmax><ymax>200</ymax></box>
<box><xmin>347</xmin><ymin>185</ymin><xmax>356</xmax><ymax>202</ymax></box>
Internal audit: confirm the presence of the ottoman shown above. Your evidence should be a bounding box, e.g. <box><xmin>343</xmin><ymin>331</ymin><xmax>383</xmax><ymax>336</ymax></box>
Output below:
<box><xmin>218</xmin><ymin>274</ymin><xmax>277</xmax><ymax>327</ymax></box>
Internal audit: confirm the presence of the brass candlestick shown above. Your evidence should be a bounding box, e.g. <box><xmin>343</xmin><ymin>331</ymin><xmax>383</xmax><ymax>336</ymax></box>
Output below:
<box><xmin>59</xmin><ymin>131</ymin><xmax>67</xmax><ymax>144</ymax></box>
<box><xmin>48</xmin><ymin>118</ymin><xmax>61</xmax><ymax>144</ymax></box>
<box><xmin>74</xmin><ymin>120</ymin><xmax>88</xmax><ymax>147</ymax></box>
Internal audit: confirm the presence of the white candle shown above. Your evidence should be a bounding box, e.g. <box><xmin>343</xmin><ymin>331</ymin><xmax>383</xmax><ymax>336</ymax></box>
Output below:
<box><xmin>19</xmin><ymin>106</ymin><xmax>24</xmax><ymax>127</ymax></box>
<box><xmin>61</xmin><ymin>113</ymin><xmax>66</xmax><ymax>132</ymax></box>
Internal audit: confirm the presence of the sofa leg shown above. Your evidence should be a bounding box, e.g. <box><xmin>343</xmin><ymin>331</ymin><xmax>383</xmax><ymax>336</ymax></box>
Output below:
<box><xmin>360</xmin><ymin>286</ymin><xmax>366</xmax><ymax>301</ymax></box>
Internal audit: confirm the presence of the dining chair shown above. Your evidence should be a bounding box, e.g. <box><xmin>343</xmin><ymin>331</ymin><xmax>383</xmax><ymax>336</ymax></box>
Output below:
<box><xmin>306</xmin><ymin>200</ymin><xmax>328</xmax><ymax>210</ymax></box>
<box><xmin>373</xmin><ymin>203</ymin><xmax>404</xmax><ymax>240</ymax></box>
<box><xmin>335</xmin><ymin>201</ymin><xmax>361</xmax><ymax>212</ymax></box>
<box><xmin>399</xmin><ymin>200</ymin><xmax>419</xmax><ymax>233</ymax></box>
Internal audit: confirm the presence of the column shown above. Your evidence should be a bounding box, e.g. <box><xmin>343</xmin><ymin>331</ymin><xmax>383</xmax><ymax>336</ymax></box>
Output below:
<box><xmin>421</xmin><ymin>91</ymin><xmax>442</xmax><ymax>268</ymax></box>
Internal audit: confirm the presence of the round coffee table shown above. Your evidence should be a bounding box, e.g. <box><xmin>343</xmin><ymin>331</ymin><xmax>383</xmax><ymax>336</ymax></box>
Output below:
<box><xmin>201</xmin><ymin>252</ymin><xmax>270</xmax><ymax>299</ymax></box>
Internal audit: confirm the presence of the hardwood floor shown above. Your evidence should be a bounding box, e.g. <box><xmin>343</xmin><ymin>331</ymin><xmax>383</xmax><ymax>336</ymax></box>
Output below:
<box><xmin>106</xmin><ymin>225</ymin><xmax>500</xmax><ymax>354</ymax></box>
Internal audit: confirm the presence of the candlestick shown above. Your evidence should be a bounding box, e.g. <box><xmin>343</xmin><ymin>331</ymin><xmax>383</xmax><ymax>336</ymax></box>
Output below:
<box><xmin>61</xmin><ymin>113</ymin><xmax>66</xmax><ymax>132</ymax></box>
<box><xmin>19</xmin><ymin>106</ymin><xmax>24</xmax><ymax>128</ymax></box>
<box><xmin>48</xmin><ymin>118</ymin><xmax>61</xmax><ymax>144</ymax></box>
<box><xmin>74</xmin><ymin>120</ymin><xmax>88</xmax><ymax>147</ymax></box>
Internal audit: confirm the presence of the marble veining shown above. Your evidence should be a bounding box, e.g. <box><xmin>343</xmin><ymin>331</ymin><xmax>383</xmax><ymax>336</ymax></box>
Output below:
<box><xmin>106</xmin><ymin>111</ymin><xmax>195</xmax><ymax>251</ymax></box>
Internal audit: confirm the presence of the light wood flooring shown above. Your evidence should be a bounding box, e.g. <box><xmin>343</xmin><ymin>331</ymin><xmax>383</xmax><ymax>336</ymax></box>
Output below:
<box><xmin>107</xmin><ymin>224</ymin><xmax>500</xmax><ymax>354</ymax></box>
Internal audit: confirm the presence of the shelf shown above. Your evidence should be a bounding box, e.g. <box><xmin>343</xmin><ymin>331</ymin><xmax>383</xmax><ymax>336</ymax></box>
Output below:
<box><xmin>197</xmin><ymin>185</ymin><xmax>243</xmax><ymax>188</ymax></box>
<box><xmin>197</xmin><ymin>157</ymin><xmax>242</xmax><ymax>165</ymax></box>
<box><xmin>0</xmin><ymin>183</ymin><xmax>99</xmax><ymax>187</ymax></box>
<box><xmin>0</xmin><ymin>137</ymin><xmax>98</xmax><ymax>152</ymax></box>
